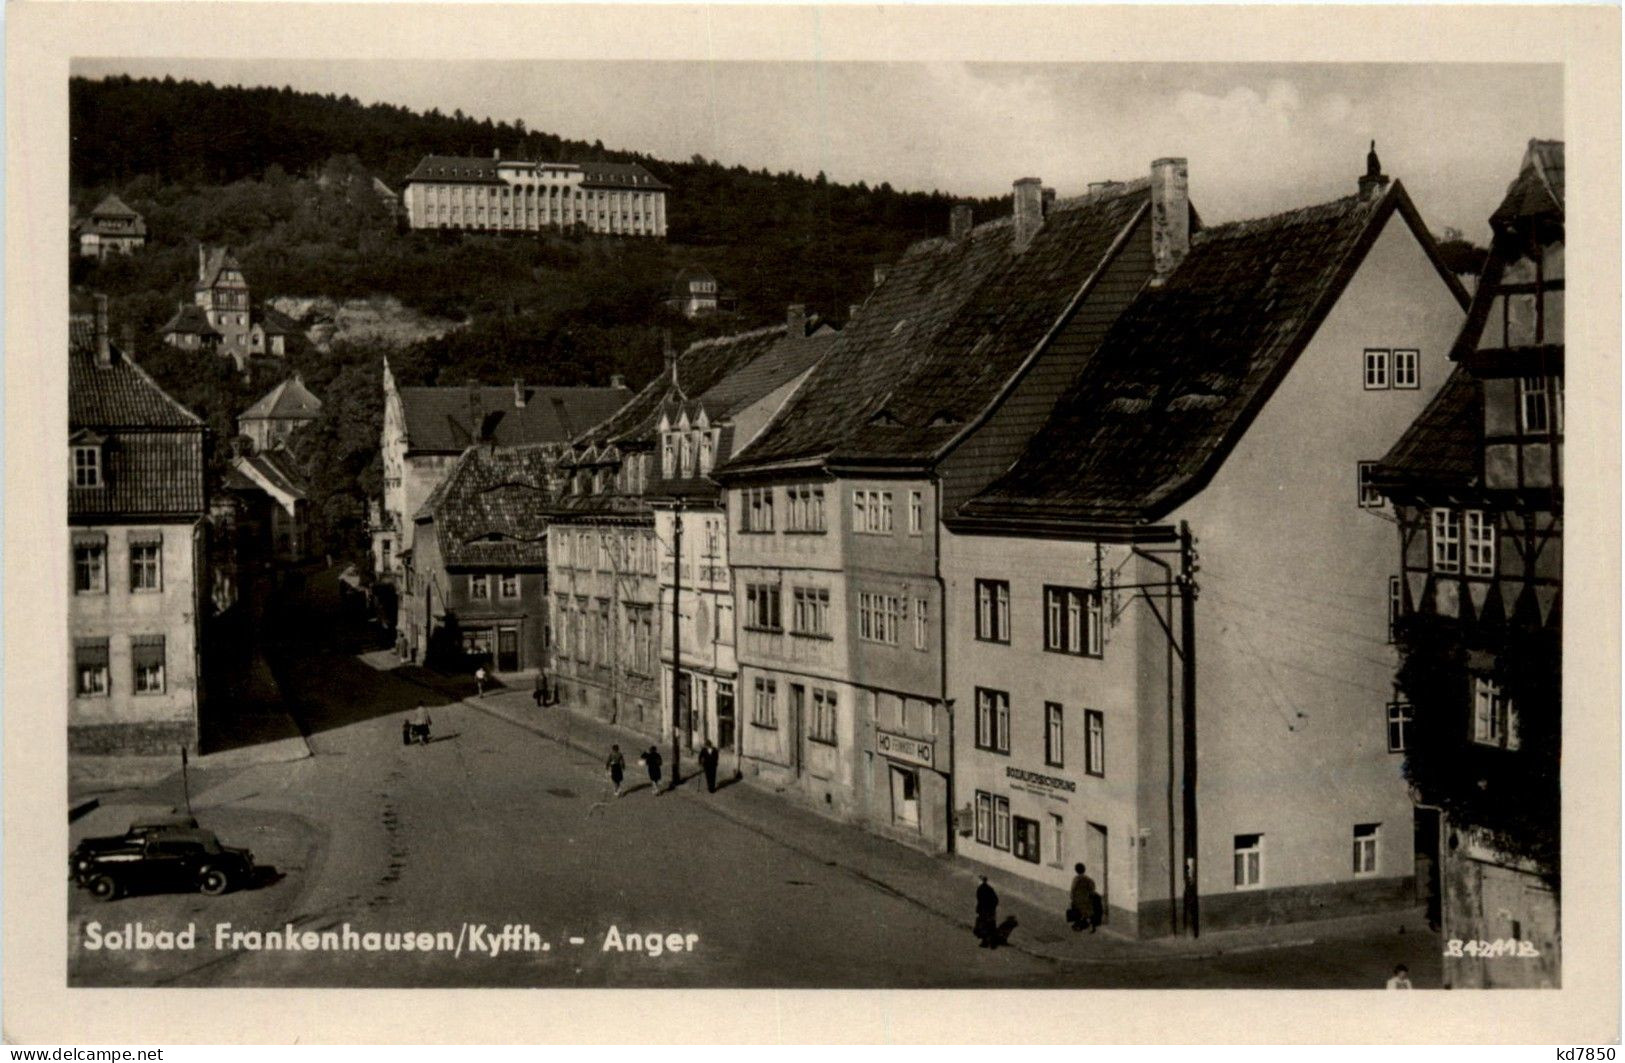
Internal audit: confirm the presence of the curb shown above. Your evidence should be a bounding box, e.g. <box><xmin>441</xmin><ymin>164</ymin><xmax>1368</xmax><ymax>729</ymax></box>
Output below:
<box><xmin>69</xmin><ymin>797</ymin><xmax>100</xmax><ymax>823</ymax></box>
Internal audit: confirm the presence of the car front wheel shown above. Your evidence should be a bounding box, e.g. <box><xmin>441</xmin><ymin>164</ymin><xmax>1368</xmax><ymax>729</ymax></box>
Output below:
<box><xmin>88</xmin><ymin>874</ymin><xmax>120</xmax><ymax>902</ymax></box>
<box><xmin>198</xmin><ymin>868</ymin><xmax>230</xmax><ymax>896</ymax></box>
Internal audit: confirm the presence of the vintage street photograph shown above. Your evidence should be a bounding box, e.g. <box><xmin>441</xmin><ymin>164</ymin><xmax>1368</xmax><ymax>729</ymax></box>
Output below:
<box><xmin>50</xmin><ymin>42</ymin><xmax>1577</xmax><ymax>999</ymax></box>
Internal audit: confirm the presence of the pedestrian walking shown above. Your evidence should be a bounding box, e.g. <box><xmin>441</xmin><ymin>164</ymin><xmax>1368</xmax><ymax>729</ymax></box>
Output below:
<box><xmin>1068</xmin><ymin>862</ymin><xmax>1100</xmax><ymax>933</ymax></box>
<box><xmin>698</xmin><ymin>739</ymin><xmax>720</xmax><ymax>793</ymax></box>
<box><xmin>474</xmin><ymin>665</ymin><xmax>487</xmax><ymax>698</ymax></box>
<box><xmin>640</xmin><ymin>745</ymin><xmax>664</xmax><ymax>795</ymax></box>
<box><xmin>974</xmin><ymin>876</ymin><xmax>1000</xmax><ymax>948</ymax></box>
<box><xmin>605</xmin><ymin>744</ymin><xmax>626</xmax><ymax>798</ymax></box>
<box><xmin>408</xmin><ymin>702</ymin><xmax>432</xmax><ymax>745</ymax></box>
<box><xmin>1386</xmin><ymin>964</ymin><xmax>1413</xmax><ymax>989</ymax></box>
<box><xmin>533</xmin><ymin>673</ymin><xmax>545</xmax><ymax>708</ymax></box>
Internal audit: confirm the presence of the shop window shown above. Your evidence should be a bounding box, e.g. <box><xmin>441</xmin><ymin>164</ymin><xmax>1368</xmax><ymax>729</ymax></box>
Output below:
<box><xmin>1013</xmin><ymin>816</ymin><xmax>1041</xmax><ymax>864</ymax></box>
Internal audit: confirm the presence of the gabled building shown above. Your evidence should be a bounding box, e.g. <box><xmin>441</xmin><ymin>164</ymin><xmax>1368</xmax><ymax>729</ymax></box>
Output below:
<box><xmin>373</xmin><ymin>363</ymin><xmax>632</xmax><ymax>584</ymax></box>
<box><xmin>70</xmin><ymin>297</ymin><xmax>209</xmax><ymax>755</ymax></box>
<box><xmin>648</xmin><ymin>306</ymin><xmax>838</xmax><ymax>760</ymax></box>
<box><xmin>547</xmin><ymin>326</ymin><xmax>805</xmax><ymax>737</ymax></box>
<box><xmin>944</xmin><ymin>150</ymin><xmax>1469</xmax><ymax>935</ymax></box>
<box><xmin>398</xmin><ymin>444</ymin><xmax>564</xmax><ymax>673</ymax></box>
<box><xmin>713</xmin><ymin>168</ymin><xmax>1170</xmax><ymax>852</ymax></box>
<box><xmin>159</xmin><ymin>304</ymin><xmax>222</xmax><ymax>354</ymax></box>
<box><xmin>667</xmin><ymin>267</ymin><xmax>721</xmax><ymax>318</ymax></box>
<box><xmin>1372</xmin><ymin>139</ymin><xmax>1563</xmax><ymax>986</ymax></box>
<box><xmin>76</xmin><ymin>194</ymin><xmax>147</xmax><ymax>259</ymax></box>
<box><xmin>402</xmin><ymin>151</ymin><xmax>669</xmax><ymax>238</ymax></box>
<box><xmin>192</xmin><ymin>246</ymin><xmax>253</xmax><ymax>366</ymax></box>
<box><xmin>238</xmin><ymin>374</ymin><xmax>323</xmax><ymax>454</ymax></box>
<box><xmin>223</xmin><ymin>449</ymin><xmax>311</xmax><ymax>566</ymax></box>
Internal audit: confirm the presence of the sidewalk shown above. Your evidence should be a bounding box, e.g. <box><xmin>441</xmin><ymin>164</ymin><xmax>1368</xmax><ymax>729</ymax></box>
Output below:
<box><xmin>436</xmin><ymin>683</ymin><xmax>1434</xmax><ymax>969</ymax></box>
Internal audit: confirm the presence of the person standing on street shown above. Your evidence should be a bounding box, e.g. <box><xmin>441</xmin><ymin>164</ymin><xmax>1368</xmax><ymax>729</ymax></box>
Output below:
<box><xmin>1069</xmin><ymin>862</ymin><xmax>1099</xmax><ymax>933</ymax></box>
<box><xmin>474</xmin><ymin>664</ymin><xmax>487</xmax><ymax>698</ymax></box>
<box><xmin>974</xmin><ymin>876</ymin><xmax>1000</xmax><ymax>948</ymax></box>
<box><xmin>1386</xmin><ymin>964</ymin><xmax>1413</xmax><ymax>989</ymax></box>
<box><xmin>606</xmin><ymin>745</ymin><xmax>626</xmax><ymax>798</ymax></box>
<box><xmin>640</xmin><ymin>745</ymin><xmax>664</xmax><ymax>795</ymax></box>
<box><xmin>698</xmin><ymin>739</ymin><xmax>720</xmax><ymax>793</ymax></box>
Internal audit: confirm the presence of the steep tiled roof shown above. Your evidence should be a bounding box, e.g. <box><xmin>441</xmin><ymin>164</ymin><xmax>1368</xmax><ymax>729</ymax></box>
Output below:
<box><xmin>722</xmin><ymin>180</ymin><xmax>1151</xmax><ymax>472</ymax></box>
<box><xmin>417</xmin><ymin>444</ymin><xmax>564</xmax><ymax>568</ymax></box>
<box><xmin>196</xmin><ymin>247</ymin><xmax>246</xmax><ymax>291</ymax></box>
<box><xmin>233</xmin><ymin>449</ymin><xmax>309</xmax><ymax>504</ymax></box>
<box><xmin>69</xmin><ymin>326</ymin><xmax>205</xmax><ymax>520</ymax></box>
<box><xmin>399</xmin><ymin>384</ymin><xmax>633</xmax><ymax>454</ymax></box>
<box><xmin>672</xmin><ymin>267</ymin><xmax>715</xmax><ymax>296</ymax></box>
<box><xmin>160</xmin><ymin>304</ymin><xmax>220</xmax><ymax>337</ymax></box>
<box><xmin>404</xmin><ymin>155</ymin><xmax>507</xmax><ymax>185</ymax></box>
<box><xmin>242</xmin><ymin>375</ymin><xmax>322</xmax><ymax>421</ymax></box>
<box><xmin>959</xmin><ymin>183</ymin><xmax>1458</xmax><ymax>525</ymax></box>
<box><xmin>1492</xmin><ymin>139</ymin><xmax>1564</xmax><ymax>226</ymax></box>
<box><xmin>692</xmin><ymin>323</ymin><xmax>836</xmax><ymax>421</ymax></box>
<box><xmin>1372</xmin><ymin>365</ymin><xmax>1480</xmax><ymax>495</ymax></box>
<box><xmin>574</xmin><ymin>326</ymin><xmax>789</xmax><ymax>451</ymax></box>
<box><xmin>80</xmin><ymin>194</ymin><xmax>147</xmax><ymax>237</ymax></box>
<box><xmin>403</xmin><ymin>155</ymin><xmax>668</xmax><ymax>191</ymax></box>
<box><xmin>91</xmin><ymin>193</ymin><xmax>140</xmax><ymax>219</ymax></box>
<box><xmin>579</xmin><ymin>161</ymin><xmax>669</xmax><ymax>191</ymax></box>
<box><xmin>257</xmin><ymin>306</ymin><xmax>302</xmax><ymax>336</ymax></box>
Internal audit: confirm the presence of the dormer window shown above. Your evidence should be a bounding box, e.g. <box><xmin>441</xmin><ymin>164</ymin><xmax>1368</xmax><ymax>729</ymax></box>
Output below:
<box><xmin>72</xmin><ymin>443</ymin><xmax>102</xmax><ymax>488</ymax></box>
<box><xmin>662</xmin><ymin>435</ymin><xmax>676</xmax><ymax>478</ymax></box>
<box><xmin>699</xmin><ymin>431</ymin><xmax>715</xmax><ymax>474</ymax></box>
<box><xmin>680</xmin><ymin>434</ymin><xmax>694</xmax><ymax>478</ymax></box>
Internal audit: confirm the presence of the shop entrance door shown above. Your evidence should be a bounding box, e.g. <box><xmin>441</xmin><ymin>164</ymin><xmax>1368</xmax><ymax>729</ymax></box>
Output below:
<box><xmin>889</xmin><ymin>765</ymin><xmax>920</xmax><ymax>829</ymax></box>
<box><xmin>716</xmin><ymin>681</ymin><xmax>736</xmax><ymax>749</ymax></box>
<box><xmin>497</xmin><ymin>626</ymin><xmax>520</xmax><ymax>672</ymax></box>
<box><xmin>1087</xmin><ymin>822</ymin><xmax>1109</xmax><ymax>923</ymax></box>
<box><xmin>691</xmin><ymin>677</ymin><xmax>709</xmax><ymax>747</ymax></box>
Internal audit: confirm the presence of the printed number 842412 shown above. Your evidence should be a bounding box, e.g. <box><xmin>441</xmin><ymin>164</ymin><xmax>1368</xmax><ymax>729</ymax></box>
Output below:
<box><xmin>1444</xmin><ymin>938</ymin><xmax>1540</xmax><ymax>958</ymax></box>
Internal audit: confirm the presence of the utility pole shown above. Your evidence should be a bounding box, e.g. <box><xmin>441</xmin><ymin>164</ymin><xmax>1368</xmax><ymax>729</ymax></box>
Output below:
<box><xmin>1178</xmin><ymin>520</ymin><xmax>1200</xmax><ymax>938</ymax></box>
<box><xmin>669</xmin><ymin>501</ymin><xmax>684</xmax><ymax>791</ymax></box>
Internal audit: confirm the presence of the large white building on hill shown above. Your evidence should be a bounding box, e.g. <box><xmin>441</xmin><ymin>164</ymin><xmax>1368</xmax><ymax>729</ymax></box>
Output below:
<box><xmin>402</xmin><ymin>152</ymin><xmax>669</xmax><ymax>238</ymax></box>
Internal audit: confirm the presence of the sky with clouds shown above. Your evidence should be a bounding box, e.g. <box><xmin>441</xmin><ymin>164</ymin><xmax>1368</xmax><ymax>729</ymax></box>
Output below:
<box><xmin>78</xmin><ymin>58</ymin><xmax>1561</xmax><ymax>240</ymax></box>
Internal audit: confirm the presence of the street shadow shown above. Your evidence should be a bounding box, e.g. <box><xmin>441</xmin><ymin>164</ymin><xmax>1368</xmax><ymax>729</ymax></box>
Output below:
<box><xmin>423</xmin><ymin>733</ymin><xmax>461</xmax><ymax>744</ymax></box>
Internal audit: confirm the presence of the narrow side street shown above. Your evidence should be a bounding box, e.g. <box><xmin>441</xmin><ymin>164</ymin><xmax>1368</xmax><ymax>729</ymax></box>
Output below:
<box><xmin>69</xmin><ymin>569</ymin><xmax>1441</xmax><ymax>988</ymax></box>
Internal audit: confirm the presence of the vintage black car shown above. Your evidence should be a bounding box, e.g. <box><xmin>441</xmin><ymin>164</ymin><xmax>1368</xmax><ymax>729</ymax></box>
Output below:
<box><xmin>71</xmin><ymin>822</ymin><xmax>254</xmax><ymax>901</ymax></box>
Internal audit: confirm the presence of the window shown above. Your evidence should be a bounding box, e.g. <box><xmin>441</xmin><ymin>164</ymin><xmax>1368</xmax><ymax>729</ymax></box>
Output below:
<box><xmin>1363</xmin><ymin>348</ymin><xmax>1390</xmax><ymax>390</ymax></box>
<box><xmin>1471</xmin><ymin>675</ymin><xmax>1519</xmax><ymax>750</ymax></box>
<box><xmin>1464</xmin><ymin>510</ymin><xmax>1496</xmax><ymax>577</ymax></box>
<box><xmin>1393</xmin><ymin>349</ymin><xmax>1420</xmax><ymax>389</ymax></box>
<box><xmin>853</xmin><ymin>490</ymin><xmax>893</xmax><ymax>534</ymax></box>
<box><xmin>662</xmin><ymin>435</ymin><xmax>675</xmax><ymax>477</ymax></box>
<box><xmin>908</xmin><ymin>491</ymin><xmax>924</xmax><ymax>535</ymax></box>
<box><xmin>810</xmin><ymin>688</ymin><xmax>838</xmax><ymax>745</ymax></box>
<box><xmin>1387</xmin><ymin>576</ymin><xmax>1402</xmax><ymax>643</ymax></box>
<box><xmin>1085</xmin><ymin>709</ymin><xmax>1105</xmax><ymax>777</ymax></box>
<box><xmin>1357</xmin><ymin>461</ymin><xmax>1383</xmax><ymax>509</ymax></box>
<box><xmin>1013</xmin><ymin>816</ymin><xmax>1041</xmax><ymax>864</ymax></box>
<box><xmin>1042</xmin><ymin>585</ymin><xmax>1102</xmax><ymax>656</ymax></box>
<box><xmin>1044</xmin><ymin>702</ymin><xmax>1064</xmax><ymax>767</ymax></box>
<box><xmin>975</xmin><ymin>687</ymin><xmax>1011</xmax><ymax>754</ymax></box>
<box><xmin>699</xmin><ymin>432</ymin><xmax>714</xmax><ymax>475</ymax></box>
<box><xmin>554</xmin><ymin>594</ymin><xmax>569</xmax><ymax>657</ymax></box>
<box><xmin>752</xmin><ymin>676</ymin><xmax>778</xmax><ymax>727</ymax></box>
<box><xmin>1519</xmin><ymin>375</ymin><xmax>1550</xmax><ymax>433</ymax></box>
<box><xmin>1430</xmin><ymin>508</ymin><xmax>1461</xmax><ymax>574</ymax></box>
<box><xmin>913</xmin><ymin>597</ymin><xmax>929</xmax><ymax>651</ymax></box>
<box><xmin>745</xmin><ymin>583</ymin><xmax>781</xmax><ymax>631</ymax></box>
<box><xmin>1386</xmin><ymin>699</ymin><xmax>1412</xmax><ymax>753</ymax></box>
<box><xmin>791</xmin><ymin>587</ymin><xmax>830</xmax><ymax>636</ymax></box>
<box><xmin>975</xmin><ymin>579</ymin><xmax>1010</xmax><ymax>643</ymax></box>
<box><xmin>1234</xmin><ymin>834</ymin><xmax>1263</xmax><ymax>889</ymax></box>
<box><xmin>718</xmin><ymin>599</ymin><xmax>734</xmax><ymax>646</ymax></box>
<box><xmin>858</xmin><ymin>592</ymin><xmax>904</xmax><ymax>645</ymax></box>
<box><xmin>129</xmin><ymin>536</ymin><xmax>162</xmax><ymax>592</ymax></box>
<box><xmin>975</xmin><ymin>791</ymin><xmax>994</xmax><ymax>845</ymax></box>
<box><xmin>72</xmin><ymin>445</ymin><xmax>102</xmax><ymax>488</ymax></box>
<box><xmin>499</xmin><ymin>573</ymin><xmax>520</xmax><ymax>600</ymax></box>
<box><xmin>132</xmin><ymin>635</ymin><xmax>166</xmax><ymax>695</ymax></box>
<box><xmin>993</xmin><ymin>796</ymin><xmax>1012</xmax><ymax>850</ymax></box>
<box><xmin>785</xmin><ymin>485</ymin><xmax>826</xmax><ymax>532</ymax></box>
<box><xmin>469</xmin><ymin>574</ymin><xmax>490</xmax><ymax>601</ymax></box>
<box><xmin>1352</xmin><ymin>823</ymin><xmax>1380</xmax><ymax>876</ymax></box>
<box><xmin>742</xmin><ymin>487</ymin><xmax>775</xmax><ymax>533</ymax></box>
<box><xmin>679</xmin><ymin>433</ymin><xmax>694</xmax><ymax>478</ymax></box>
<box><xmin>75</xmin><ymin>638</ymin><xmax>110</xmax><ymax>697</ymax></box>
<box><xmin>74</xmin><ymin>540</ymin><xmax>106</xmax><ymax>594</ymax></box>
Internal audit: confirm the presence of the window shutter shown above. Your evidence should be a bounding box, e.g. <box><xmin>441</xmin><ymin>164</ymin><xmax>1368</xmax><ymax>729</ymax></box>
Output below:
<box><xmin>75</xmin><ymin>638</ymin><xmax>110</xmax><ymax>665</ymax></box>
<box><xmin>131</xmin><ymin>635</ymin><xmax>166</xmax><ymax>669</ymax></box>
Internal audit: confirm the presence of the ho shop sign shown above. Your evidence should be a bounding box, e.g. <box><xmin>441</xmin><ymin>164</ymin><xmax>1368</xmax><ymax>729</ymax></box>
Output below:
<box><xmin>1005</xmin><ymin>765</ymin><xmax>1076</xmax><ymax>799</ymax></box>
<box><xmin>876</xmin><ymin>730</ymin><xmax>934</xmax><ymax>769</ymax></box>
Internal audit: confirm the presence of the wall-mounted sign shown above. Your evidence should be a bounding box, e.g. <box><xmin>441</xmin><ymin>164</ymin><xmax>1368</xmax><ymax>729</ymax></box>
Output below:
<box><xmin>876</xmin><ymin>730</ymin><xmax>934</xmax><ymax>769</ymax></box>
<box><xmin>1005</xmin><ymin>766</ymin><xmax>1076</xmax><ymax>793</ymax></box>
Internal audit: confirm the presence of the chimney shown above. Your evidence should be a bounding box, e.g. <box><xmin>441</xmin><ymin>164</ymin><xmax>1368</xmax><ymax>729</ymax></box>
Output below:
<box><xmin>493</xmin><ymin>148</ymin><xmax>501</xmax><ymax>162</ymax></box>
<box><xmin>949</xmin><ymin>203</ymin><xmax>974</xmax><ymax>241</ymax></box>
<box><xmin>1012</xmin><ymin>177</ymin><xmax>1044</xmax><ymax>251</ymax></box>
<box><xmin>513</xmin><ymin>378</ymin><xmax>526</xmax><ymax>409</ymax></box>
<box><xmin>198</xmin><ymin>245</ymin><xmax>207</xmax><ymax>281</ymax></box>
<box><xmin>466</xmin><ymin>381</ymin><xmax>484</xmax><ymax>440</ymax></box>
<box><xmin>94</xmin><ymin>295</ymin><xmax>112</xmax><ymax>367</ymax></box>
<box><xmin>1358</xmin><ymin>140</ymin><xmax>1391</xmax><ymax>202</ymax></box>
<box><xmin>1150</xmin><ymin>157</ymin><xmax>1190</xmax><ymax>284</ymax></box>
<box><xmin>873</xmin><ymin>264</ymin><xmax>889</xmax><ymax>288</ymax></box>
<box><xmin>610</xmin><ymin>373</ymin><xmax>627</xmax><ymax>390</ymax></box>
<box><xmin>1041</xmin><ymin>187</ymin><xmax>1057</xmax><ymax>216</ymax></box>
<box><xmin>787</xmin><ymin>304</ymin><xmax>806</xmax><ymax>337</ymax></box>
<box><xmin>120</xmin><ymin>324</ymin><xmax>135</xmax><ymax>358</ymax></box>
<box><xmin>849</xmin><ymin>304</ymin><xmax>861</xmax><ymax>321</ymax></box>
